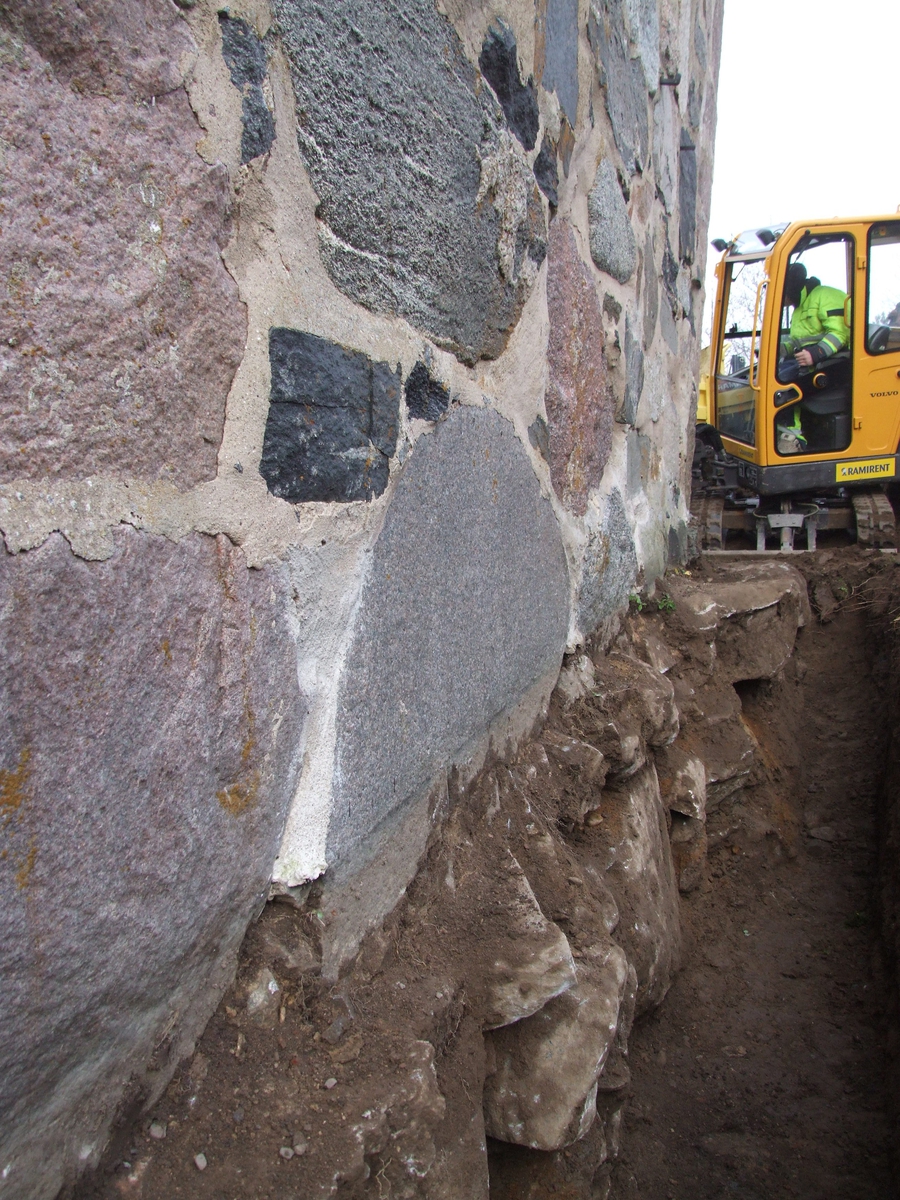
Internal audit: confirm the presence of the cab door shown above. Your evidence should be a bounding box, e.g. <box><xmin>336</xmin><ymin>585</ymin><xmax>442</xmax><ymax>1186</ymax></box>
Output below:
<box><xmin>712</xmin><ymin>255</ymin><xmax>767</xmax><ymax>455</ymax></box>
<box><xmin>858</xmin><ymin>220</ymin><xmax>900</xmax><ymax>455</ymax></box>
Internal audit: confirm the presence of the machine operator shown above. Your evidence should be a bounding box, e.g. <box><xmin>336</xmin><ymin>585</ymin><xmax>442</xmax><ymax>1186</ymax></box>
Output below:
<box><xmin>778</xmin><ymin>262</ymin><xmax>850</xmax><ymax>382</ymax></box>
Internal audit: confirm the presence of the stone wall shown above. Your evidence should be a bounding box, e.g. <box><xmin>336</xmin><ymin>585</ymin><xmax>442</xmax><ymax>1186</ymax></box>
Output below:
<box><xmin>0</xmin><ymin>0</ymin><xmax>721</xmax><ymax>1194</ymax></box>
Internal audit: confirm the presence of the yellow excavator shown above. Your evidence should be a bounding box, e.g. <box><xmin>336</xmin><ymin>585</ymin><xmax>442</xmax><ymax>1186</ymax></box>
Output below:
<box><xmin>694</xmin><ymin>214</ymin><xmax>900</xmax><ymax>549</ymax></box>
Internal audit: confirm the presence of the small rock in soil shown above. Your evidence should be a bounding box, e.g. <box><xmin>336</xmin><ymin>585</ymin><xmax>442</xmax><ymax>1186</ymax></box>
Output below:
<box><xmin>279</xmin><ymin>1146</ymin><xmax>294</xmax><ymax>1160</ymax></box>
<box><xmin>148</xmin><ymin>1122</ymin><xmax>166</xmax><ymax>1140</ymax></box>
<box><xmin>193</xmin><ymin>1153</ymin><xmax>207</xmax><ymax>1171</ymax></box>
<box><xmin>809</xmin><ymin>826</ymin><xmax>837</xmax><ymax>842</ymax></box>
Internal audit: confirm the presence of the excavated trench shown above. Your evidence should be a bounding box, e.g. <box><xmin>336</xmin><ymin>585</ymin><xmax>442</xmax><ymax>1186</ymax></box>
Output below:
<box><xmin>72</xmin><ymin>551</ymin><xmax>900</xmax><ymax>1200</ymax></box>
<box><xmin>610</xmin><ymin>550</ymin><xmax>899</xmax><ymax>1200</ymax></box>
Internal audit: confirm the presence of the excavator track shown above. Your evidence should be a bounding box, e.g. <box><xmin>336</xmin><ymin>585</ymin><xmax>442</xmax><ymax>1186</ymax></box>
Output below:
<box><xmin>691</xmin><ymin>495</ymin><xmax>725</xmax><ymax>550</ymax></box>
<box><xmin>851</xmin><ymin>491</ymin><xmax>897</xmax><ymax>548</ymax></box>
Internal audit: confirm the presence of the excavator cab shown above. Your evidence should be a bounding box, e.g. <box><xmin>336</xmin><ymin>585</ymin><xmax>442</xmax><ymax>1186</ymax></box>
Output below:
<box><xmin>696</xmin><ymin>216</ymin><xmax>900</xmax><ymax>549</ymax></box>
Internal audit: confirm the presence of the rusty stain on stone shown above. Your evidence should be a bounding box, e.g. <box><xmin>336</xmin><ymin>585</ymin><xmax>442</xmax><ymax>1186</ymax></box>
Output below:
<box><xmin>15</xmin><ymin>840</ymin><xmax>37</xmax><ymax>890</ymax></box>
<box><xmin>1</xmin><ymin>747</ymin><xmax>31</xmax><ymax>822</ymax></box>
<box><xmin>217</xmin><ymin>708</ymin><xmax>259</xmax><ymax>816</ymax></box>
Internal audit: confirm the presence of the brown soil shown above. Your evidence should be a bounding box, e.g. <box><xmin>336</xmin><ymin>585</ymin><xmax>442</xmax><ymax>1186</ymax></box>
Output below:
<box><xmin>616</xmin><ymin>551</ymin><xmax>898</xmax><ymax>1200</ymax></box>
<box><xmin>70</xmin><ymin>551</ymin><xmax>900</xmax><ymax>1200</ymax></box>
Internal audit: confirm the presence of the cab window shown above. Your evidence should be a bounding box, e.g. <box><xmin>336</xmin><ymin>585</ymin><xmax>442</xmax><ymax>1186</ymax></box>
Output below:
<box><xmin>867</xmin><ymin>221</ymin><xmax>900</xmax><ymax>354</ymax></box>
<box><xmin>715</xmin><ymin>257</ymin><xmax>766</xmax><ymax>447</ymax></box>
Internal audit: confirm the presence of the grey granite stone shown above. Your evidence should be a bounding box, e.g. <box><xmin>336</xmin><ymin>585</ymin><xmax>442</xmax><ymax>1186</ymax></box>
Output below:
<box><xmin>679</xmin><ymin>129</ymin><xmax>698</xmax><ymax>263</ymax></box>
<box><xmin>652</xmin><ymin>84</ymin><xmax>678</xmax><ymax>213</ymax></box>
<box><xmin>588</xmin><ymin>0</ymin><xmax>649</xmax><ymax>176</ymax></box>
<box><xmin>623</xmin><ymin>0</ymin><xmax>660</xmax><ymax>95</ymax></box>
<box><xmin>537</xmin><ymin>0</ymin><xmax>580</xmax><ymax>127</ymax></box>
<box><xmin>659</xmin><ymin>293</ymin><xmax>679</xmax><ymax>352</ymax></box>
<box><xmin>272</xmin><ymin>0</ymin><xmax>546</xmax><ymax>365</ymax></box>
<box><xmin>626</xmin><ymin>429</ymin><xmax>650</xmax><ymax>495</ymax></box>
<box><xmin>260</xmin><ymin>329</ymin><xmax>400</xmax><ymax>503</ymax></box>
<box><xmin>0</xmin><ymin>530</ymin><xmax>305</xmax><ymax>1197</ymax></box>
<box><xmin>479</xmin><ymin>21</ymin><xmax>539</xmax><ymax>151</ymax></box>
<box><xmin>219</xmin><ymin>12</ymin><xmax>275</xmax><ymax>161</ymax></box>
<box><xmin>577</xmin><ymin>488</ymin><xmax>638</xmax><ymax>635</ymax></box>
<box><xmin>622</xmin><ymin>317</ymin><xmax>644</xmax><ymax>425</ymax></box>
<box><xmin>587</xmin><ymin>160</ymin><xmax>637</xmax><ymax>284</ymax></box>
<box><xmin>642</xmin><ymin>232</ymin><xmax>658</xmax><ymax>350</ymax></box>
<box><xmin>405</xmin><ymin>362</ymin><xmax>450</xmax><ymax>423</ymax></box>
<box><xmin>327</xmin><ymin>407</ymin><xmax>569</xmax><ymax>872</ymax></box>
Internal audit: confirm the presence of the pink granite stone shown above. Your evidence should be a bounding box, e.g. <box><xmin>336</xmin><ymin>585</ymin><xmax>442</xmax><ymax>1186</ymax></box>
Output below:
<box><xmin>0</xmin><ymin>2</ymin><xmax>246</xmax><ymax>486</ymax></box>
<box><xmin>544</xmin><ymin>221</ymin><xmax>614</xmax><ymax>515</ymax></box>
<box><xmin>0</xmin><ymin>528</ymin><xmax>306</xmax><ymax>1196</ymax></box>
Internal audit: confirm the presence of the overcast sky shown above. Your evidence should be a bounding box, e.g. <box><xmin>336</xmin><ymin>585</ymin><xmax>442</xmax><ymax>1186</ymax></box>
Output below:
<box><xmin>702</xmin><ymin>0</ymin><xmax>900</xmax><ymax>336</ymax></box>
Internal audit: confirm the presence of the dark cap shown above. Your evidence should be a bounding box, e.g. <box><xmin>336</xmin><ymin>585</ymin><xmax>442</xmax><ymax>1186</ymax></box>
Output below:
<box><xmin>785</xmin><ymin>262</ymin><xmax>808</xmax><ymax>303</ymax></box>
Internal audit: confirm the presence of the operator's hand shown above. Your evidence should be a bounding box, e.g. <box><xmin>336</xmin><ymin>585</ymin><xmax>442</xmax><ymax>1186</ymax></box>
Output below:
<box><xmin>794</xmin><ymin>349</ymin><xmax>813</xmax><ymax>368</ymax></box>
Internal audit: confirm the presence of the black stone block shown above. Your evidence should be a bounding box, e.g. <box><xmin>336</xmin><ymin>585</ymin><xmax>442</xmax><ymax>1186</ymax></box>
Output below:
<box><xmin>219</xmin><ymin>15</ymin><xmax>275</xmax><ymax>162</ymax></box>
<box><xmin>479</xmin><ymin>21</ymin><xmax>539</xmax><ymax>151</ymax></box>
<box><xmin>533</xmin><ymin>138</ymin><xmax>559</xmax><ymax>207</ymax></box>
<box><xmin>219</xmin><ymin>14</ymin><xmax>267</xmax><ymax>87</ymax></box>
<box><xmin>405</xmin><ymin>362</ymin><xmax>450</xmax><ymax>422</ymax></box>
<box><xmin>241</xmin><ymin>87</ymin><xmax>275</xmax><ymax>163</ymax></box>
<box><xmin>261</xmin><ymin>330</ymin><xmax>400</xmax><ymax>503</ymax></box>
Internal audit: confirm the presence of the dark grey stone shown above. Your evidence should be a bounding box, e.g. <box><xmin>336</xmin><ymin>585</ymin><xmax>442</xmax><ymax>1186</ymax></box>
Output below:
<box><xmin>533</xmin><ymin>138</ymin><xmax>560</xmax><ymax>207</ymax></box>
<box><xmin>0</xmin><ymin>530</ymin><xmax>305</xmax><ymax>1196</ymax></box>
<box><xmin>272</xmin><ymin>0</ymin><xmax>546</xmax><ymax>365</ymax></box>
<box><xmin>587</xmin><ymin>159</ymin><xmax>637</xmax><ymax>284</ymax></box>
<box><xmin>622</xmin><ymin>317</ymin><xmax>644</xmax><ymax>425</ymax></box>
<box><xmin>479</xmin><ymin>21</ymin><xmax>539</xmax><ymax>151</ymax></box>
<box><xmin>219</xmin><ymin>14</ymin><xmax>267</xmax><ymax>86</ymax></box>
<box><xmin>659</xmin><ymin>293</ymin><xmax>679</xmax><ymax>353</ymax></box>
<box><xmin>260</xmin><ymin>329</ymin><xmax>400</xmax><ymax>504</ymax></box>
<box><xmin>588</xmin><ymin>0</ymin><xmax>649</xmax><ymax>176</ymax></box>
<box><xmin>687</xmin><ymin>78</ymin><xmax>702</xmax><ymax>134</ymax></box>
<box><xmin>405</xmin><ymin>362</ymin><xmax>450</xmax><ymax>423</ymax></box>
<box><xmin>662</xmin><ymin>226</ymin><xmax>680</xmax><ymax>313</ymax></box>
<box><xmin>678</xmin><ymin>129</ymin><xmax>697</xmax><ymax>263</ymax></box>
<box><xmin>539</xmin><ymin>0</ymin><xmax>580</xmax><ymax>127</ymax></box>
<box><xmin>327</xmin><ymin>407</ymin><xmax>569</xmax><ymax>872</ymax></box>
<box><xmin>239</xmin><ymin>85</ymin><xmax>276</xmax><ymax>163</ymax></box>
<box><xmin>528</xmin><ymin>414</ymin><xmax>550</xmax><ymax>459</ymax></box>
<box><xmin>603</xmin><ymin>293</ymin><xmax>623</xmax><ymax>323</ymax></box>
<box><xmin>668</xmin><ymin>521</ymin><xmax>687</xmax><ymax>566</ymax></box>
<box><xmin>626</xmin><ymin>429</ymin><xmax>650</xmax><ymax>495</ymax></box>
<box><xmin>218</xmin><ymin>15</ymin><xmax>274</xmax><ymax>163</ymax></box>
<box><xmin>693</xmin><ymin>18</ymin><xmax>708</xmax><ymax>77</ymax></box>
<box><xmin>642</xmin><ymin>233</ymin><xmax>658</xmax><ymax>351</ymax></box>
<box><xmin>577</xmin><ymin>488</ymin><xmax>638</xmax><ymax>635</ymax></box>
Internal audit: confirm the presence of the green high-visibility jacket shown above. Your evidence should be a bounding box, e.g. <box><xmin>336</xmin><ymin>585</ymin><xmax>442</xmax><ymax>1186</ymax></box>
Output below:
<box><xmin>781</xmin><ymin>284</ymin><xmax>850</xmax><ymax>364</ymax></box>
